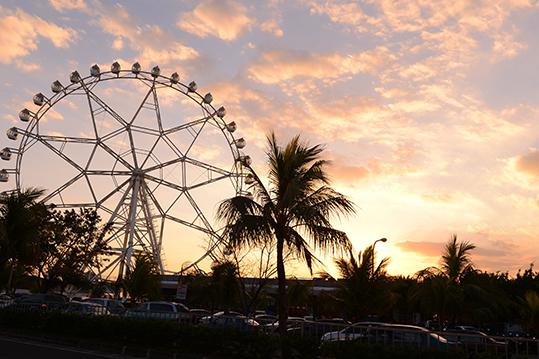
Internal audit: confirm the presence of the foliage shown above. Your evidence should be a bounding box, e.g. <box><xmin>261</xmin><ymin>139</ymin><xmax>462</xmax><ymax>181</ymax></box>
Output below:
<box><xmin>412</xmin><ymin>235</ymin><xmax>483</xmax><ymax>325</ymax></box>
<box><xmin>319</xmin><ymin>341</ymin><xmax>500</xmax><ymax>359</ymax></box>
<box><xmin>124</xmin><ymin>254</ymin><xmax>161</xmax><ymax>302</ymax></box>
<box><xmin>0</xmin><ymin>308</ymin><xmax>318</xmax><ymax>359</ymax></box>
<box><xmin>441</xmin><ymin>234</ymin><xmax>476</xmax><ymax>284</ymax></box>
<box><xmin>0</xmin><ymin>188</ymin><xmax>48</xmax><ymax>291</ymax></box>
<box><xmin>210</xmin><ymin>260</ymin><xmax>241</xmax><ymax>311</ymax></box>
<box><xmin>35</xmin><ymin>208</ymin><xmax>111</xmax><ymax>292</ymax></box>
<box><xmin>334</xmin><ymin>245</ymin><xmax>392</xmax><ymax>320</ymax></box>
<box><xmin>217</xmin><ymin>132</ymin><xmax>355</xmax><ymax>335</ymax></box>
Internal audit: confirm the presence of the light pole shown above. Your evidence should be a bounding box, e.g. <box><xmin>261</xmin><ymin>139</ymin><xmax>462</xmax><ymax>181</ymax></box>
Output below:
<box><xmin>371</xmin><ymin>238</ymin><xmax>388</xmax><ymax>277</ymax></box>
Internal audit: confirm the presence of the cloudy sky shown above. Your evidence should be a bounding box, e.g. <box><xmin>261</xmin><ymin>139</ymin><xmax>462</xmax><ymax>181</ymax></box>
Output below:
<box><xmin>1</xmin><ymin>0</ymin><xmax>539</xmax><ymax>277</ymax></box>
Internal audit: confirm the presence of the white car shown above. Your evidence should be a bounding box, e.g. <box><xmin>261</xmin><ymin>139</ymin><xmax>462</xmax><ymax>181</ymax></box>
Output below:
<box><xmin>321</xmin><ymin>321</ymin><xmax>383</xmax><ymax>342</ymax></box>
<box><xmin>126</xmin><ymin>301</ymin><xmax>190</xmax><ymax>321</ymax></box>
<box><xmin>200</xmin><ymin>311</ymin><xmax>259</xmax><ymax>329</ymax></box>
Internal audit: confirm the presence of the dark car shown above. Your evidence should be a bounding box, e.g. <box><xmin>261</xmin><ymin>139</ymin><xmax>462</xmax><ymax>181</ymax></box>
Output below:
<box><xmin>200</xmin><ymin>311</ymin><xmax>260</xmax><ymax>330</ymax></box>
<box><xmin>84</xmin><ymin>298</ymin><xmax>125</xmax><ymax>315</ymax></box>
<box><xmin>15</xmin><ymin>293</ymin><xmax>67</xmax><ymax>310</ymax></box>
<box><xmin>65</xmin><ymin>301</ymin><xmax>110</xmax><ymax>316</ymax></box>
<box><xmin>0</xmin><ymin>294</ymin><xmax>14</xmax><ymax>308</ymax></box>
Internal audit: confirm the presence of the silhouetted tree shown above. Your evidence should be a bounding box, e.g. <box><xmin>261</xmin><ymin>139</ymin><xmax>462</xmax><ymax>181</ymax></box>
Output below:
<box><xmin>0</xmin><ymin>188</ymin><xmax>47</xmax><ymax>292</ymax></box>
<box><xmin>217</xmin><ymin>132</ymin><xmax>354</xmax><ymax>337</ymax></box>
<box><xmin>335</xmin><ymin>245</ymin><xmax>392</xmax><ymax>320</ymax></box>
<box><xmin>125</xmin><ymin>254</ymin><xmax>161</xmax><ymax>302</ymax></box>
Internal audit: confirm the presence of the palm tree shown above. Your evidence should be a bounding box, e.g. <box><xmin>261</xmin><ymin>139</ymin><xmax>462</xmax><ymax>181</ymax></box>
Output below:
<box><xmin>413</xmin><ymin>235</ymin><xmax>477</xmax><ymax>325</ymax></box>
<box><xmin>441</xmin><ymin>234</ymin><xmax>476</xmax><ymax>283</ymax></box>
<box><xmin>124</xmin><ymin>254</ymin><xmax>161</xmax><ymax>302</ymax></box>
<box><xmin>217</xmin><ymin>132</ymin><xmax>354</xmax><ymax>335</ymax></box>
<box><xmin>335</xmin><ymin>245</ymin><xmax>391</xmax><ymax>320</ymax></box>
<box><xmin>0</xmin><ymin>188</ymin><xmax>46</xmax><ymax>292</ymax></box>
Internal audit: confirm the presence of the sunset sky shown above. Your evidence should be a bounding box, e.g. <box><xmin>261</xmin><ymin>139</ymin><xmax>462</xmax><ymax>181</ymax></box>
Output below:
<box><xmin>1</xmin><ymin>0</ymin><xmax>539</xmax><ymax>277</ymax></box>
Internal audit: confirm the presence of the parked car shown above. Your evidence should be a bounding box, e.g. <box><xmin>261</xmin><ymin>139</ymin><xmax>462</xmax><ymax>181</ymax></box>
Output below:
<box><xmin>254</xmin><ymin>314</ymin><xmax>278</xmax><ymax>325</ymax></box>
<box><xmin>0</xmin><ymin>294</ymin><xmax>14</xmax><ymax>309</ymax></box>
<box><xmin>65</xmin><ymin>301</ymin><xmax>110</xmax><ymax>316</ymax></box>
<box><xmin>84</xmin><ymin>298</ymin><xmax>125</xmax><ymax>315</ymax></box>
<box><xmin>126</xmin><ymin>301</ymin><xmax>190</xmax><ymax>321</ymax></box>
<box><xmin>370</xmin><ymin>323</ymin><xmax>452</xmax><ymax>348</ymax></box>
<box><xmin>200</xmin><ymin>311</ymin><xmax>259</xmax><ymax>330</ymax></box>
<box><xmin>321</xmin><ymin>321</ymin><xmax>385</xmax><ymax>342</ymax></box>
<box><xmin>190</xmin><ymin>308</ymin><xmax>211</xmax><ymax>324</ymax></box>
<box><xmin>322</xmin><ymin>322</ymin><xmax>451</xmax><ymax>348</ymax></box>
<box><xmin>443</xmin><ymin>328</ymin><xmax>506</xmax><ymax>348</ymax></box>
<box><xmin>14</xmin><ymin>293</ymin><xmax>67</xmax><ymax>310</ymax></box>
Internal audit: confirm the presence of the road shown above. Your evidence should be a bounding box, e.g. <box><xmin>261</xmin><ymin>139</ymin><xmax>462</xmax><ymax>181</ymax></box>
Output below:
<box><xmin>0</xmin><ymin>336</ymin><xmax>124</xmax><ymax>359</ymax></box>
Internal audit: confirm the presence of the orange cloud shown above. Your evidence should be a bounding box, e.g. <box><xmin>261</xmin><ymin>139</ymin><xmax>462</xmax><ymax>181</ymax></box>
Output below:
<box><xmin>515</xmin><ymin>148</ymin><xmax>539</xmax><ymax>178</ymax></box>
<box><xmin>15</xmin><ymin>61</ymin><xmax>41</xmax><ymax>72</ymax></box>
<box><xmin>247</xmin><ymin>47</ymin><xmax>393</xmax><ymax>84</ymax></box>
<box><xmin>98</xmin><ymin>5</ymin><xmax>198</xmax><ymax>65</ymax></box>
<box><xmin>177</xmin><ymin>0</ymin><xmax>252</xmax><ymax>41</ymax></box>
<box><xmin>395</xmin><ymin>241</ymin><xmax>443</xmax><ymax>258</ymax></box>
<box><xmin>0</xmin><ymin>7</ymin><xmax>77</xmax><ymax>64</ymax></box>
<box><xmin>49</xmin><ymin>0</ymin><xmax>87</xmax><ymax>12</ymax></box>
<box><xmin>260</xmin><ymin>19</ymin><xmax>284</xmax><ymax>37</ymax></box>
<box><xmin>421</xmin><ymin>191</ymin><xmax>457</xmax><ymax>204</ymax></box>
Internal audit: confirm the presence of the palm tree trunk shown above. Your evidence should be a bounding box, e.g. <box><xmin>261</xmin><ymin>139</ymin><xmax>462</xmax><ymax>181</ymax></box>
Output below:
<box><xmin>276</xmin><ymin>236</ymin><xmax>287</xmax><ymax>336</ymax></box>
<box><xmin>6</xmin><ymin>261</ymin><xmax>14</xmax><ymax>293</ymax></box>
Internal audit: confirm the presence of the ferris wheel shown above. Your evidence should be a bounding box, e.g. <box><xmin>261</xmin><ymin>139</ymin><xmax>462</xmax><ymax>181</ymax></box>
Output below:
<box><xmin>0</xmin><ymin>61</ymin><xmax>251</xmax><ymax>281</ymax></box>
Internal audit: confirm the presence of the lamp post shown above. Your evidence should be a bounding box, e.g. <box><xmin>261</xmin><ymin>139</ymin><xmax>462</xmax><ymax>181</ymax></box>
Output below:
<box><xmin>371</xmin><ymin>238</ymin><xmax>388</xmax><ymax>277</ymax></box>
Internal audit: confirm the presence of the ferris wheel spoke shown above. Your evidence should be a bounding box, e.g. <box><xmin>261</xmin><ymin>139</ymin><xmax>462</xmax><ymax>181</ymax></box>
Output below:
<box><xmin>144</xmin><ymin>173</ymin><xmax>183</xmax><ymax>192</ymax></box>
<box><xmin>139</xmin><ymin>135</ymin><xmax>161</xmax><ymax>169</ymax></box>
<box><xmin>140</xmin><ymin>179</ymin><xmax>165</xmax><ymax>216</ymax></box>
<box><xmin>85</xmin><ymin>170</ymin><xmax>133</xmax><ymax>176</ymax></box>
<box><xmin>162</xmin><ymin>133</ymin><xmax>184</xmax><ymax>158</ymax></box>
<box><xmin>162</xmin><ymin>116</ymin><xmax>211</xmax><ymax>136</ymax></box>
<box><xmin>85</xmin><ymin>87</ymin><xmax>129</xmax><ymax>127</ymax></box>
<box><xmin>42</xmin><ymin>172</ymin><xmax>85</xmax><ymax>203</ymax></box>
<box><xmin>96</xmin><ymin>176</ymin><xmax>132</xmax><ymax>208</ymax></box>
<box><xmin>129</xmin><ymin>85</ymin><xmax>154</xmax><ymax>126</ymax></box>
<box><xmin>184</xmin><ymin>156</ymin><xmax>235</xmax><ymax>177</ymax></box>
<box><xmin>176</xmin><ymin>232</ymin><xmax>225</xmax><ymax>275</ymax></box>
<box><xmin>29</xmin><ymin>133</ymin><xmax>97</xmax><ymax>145</ymax></box>
<box><xmin>98</xmin><ymin>142</ymin><xmax>134</xmax><ymax>171</ymax></box>
<box><xmin>153</xmin><ymin>86</ymin><xmax>163</xmax><ymax>132</ymax></box>
<box><xmin>184</xmin><ymin>190</ymin><xmax>216</xmax><ymax>236</ymax></box>
<box><xmin>164</xmin><ymin>213</ymin><xmax>211</xmax><ymax>235</ymax></box>
<box><xmin>37</xmin><ymin>138</ymin><xmax>84</xmax><ymax>172</ymax></box>
<box><xmin>53</xmin><ymin>203</ymin><xmax>97</xmax><ymax>209</ymax></box>
<box><xmin>93</xmin><ymin>254</ymin><xmax>123</xmax><ymax>280</ymax></box>
<box><xmin>183</xmin><ymin>121</ymin><xmax>208</xmax><ymax>158</ymax></box>
<box><xmin>100</xmin><ymin>127</ymin><xmax>128</xmax><ymax>143</ymax></box>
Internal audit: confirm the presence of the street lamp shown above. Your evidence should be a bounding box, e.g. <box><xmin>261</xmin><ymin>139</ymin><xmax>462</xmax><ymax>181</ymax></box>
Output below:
<box><xmin>373</xmin><ymin>237</ymin><xmax>387</xmax><ymax>250</ymax></box>
<box><xmin>371</xmin><ymin>238</ymin><xmax>388</xmax><ymax>277</ymax></box>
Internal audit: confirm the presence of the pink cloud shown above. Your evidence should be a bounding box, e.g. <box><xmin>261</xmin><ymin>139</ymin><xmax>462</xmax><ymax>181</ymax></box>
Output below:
<box><xmin>0</xmin><ymin>7</ymin><xmax>77</xmax><ymax>64</ymax></box>
<box><xmin>49</xmin><ymin>0</ymin><xmax>87</xmax><ymax>12</ymax></box>
<box><xmin>247</xmin><ymin>47</ymin><xmax>393</xmax><ymax>84</ymax></box>
<box><xmin>98</xmin><ymin>5</ymin><xmax>198</xmax><ymax>64</ymax></box>
<box><xmin>177</xmin><ymin>0</ymin><xmax>252</xmax><ymax>41</ymax></box>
